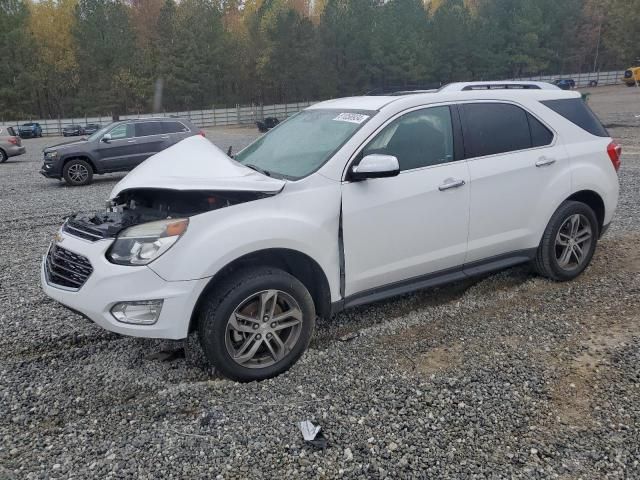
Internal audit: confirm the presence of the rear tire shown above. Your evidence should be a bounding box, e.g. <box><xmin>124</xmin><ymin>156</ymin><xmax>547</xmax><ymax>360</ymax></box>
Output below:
<box><xmin>534</xmin><ymin>201</ymin><xmax>598</xmax><ymax>281</ymax></box>
<box><xmin>62</xmin><ymin>159</ymin><xmax>93</xmax><ymax>186</ymax></box>
<box><xmin>0</xmin><ymin>149</ymin><xmax>7</xmax><ymax>163</ymax></box>
<box><xmin>198</xmin><ymin>267</ymin><xmax>315</xmax><ymax>382</ymax></box>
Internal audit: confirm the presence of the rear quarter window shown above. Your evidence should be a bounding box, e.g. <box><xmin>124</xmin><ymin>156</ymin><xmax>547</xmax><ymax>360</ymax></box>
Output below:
<box><xmin>541</xmin><ymin>98</ymin><xmax>608</xmax><ymax>137</ymax></box>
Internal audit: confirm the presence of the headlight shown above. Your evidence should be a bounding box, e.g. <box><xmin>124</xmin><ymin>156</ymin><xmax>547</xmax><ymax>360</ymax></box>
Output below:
<box><xmin>107</xmin><ymin>218</ymin><xmax>189</xmax><ymax>266</ymax></box>
<box><xmin>44</xmin><ymin>151</ymin><xmax>58</xmax><ymax>160</ymax></box>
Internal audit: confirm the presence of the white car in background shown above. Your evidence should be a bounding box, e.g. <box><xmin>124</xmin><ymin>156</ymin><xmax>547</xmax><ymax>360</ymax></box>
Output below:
<box><xmin>41</xmin><ymin>82</ymin><xmax>621</xmax><ymax>381</ymax></box>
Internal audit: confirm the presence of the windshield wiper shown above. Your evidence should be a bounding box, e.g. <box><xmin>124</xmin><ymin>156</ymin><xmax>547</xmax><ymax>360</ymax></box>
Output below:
<box><xmin>245</xmin><ymin>164</ymin><xmax>272</xmax><ymax>177</ymax></box>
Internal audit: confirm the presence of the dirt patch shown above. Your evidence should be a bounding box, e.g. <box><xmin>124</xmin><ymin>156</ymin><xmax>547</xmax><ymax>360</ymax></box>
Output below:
<box><xmin>412</xmin><ymin>344</ymin><xmax>463</xmax><ymax>376</ymax></box>
<box><xmin>550</xmin><ymin>315</ymin><xmax>640</xmax><ymax>428</ymax></box>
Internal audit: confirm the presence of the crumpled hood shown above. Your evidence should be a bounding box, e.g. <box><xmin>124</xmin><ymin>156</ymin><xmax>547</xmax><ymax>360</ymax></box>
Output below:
<box><xmin>110</xmin><ymin>135</ymin><xmax>285</xmax><ymax>199</ymax></box>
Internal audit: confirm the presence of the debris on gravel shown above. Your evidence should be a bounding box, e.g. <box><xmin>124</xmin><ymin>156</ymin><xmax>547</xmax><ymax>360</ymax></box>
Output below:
<box><xmin>1</xmin><ymin>90</ymin><xmax>639</xmax><ymax>479</ymax></box>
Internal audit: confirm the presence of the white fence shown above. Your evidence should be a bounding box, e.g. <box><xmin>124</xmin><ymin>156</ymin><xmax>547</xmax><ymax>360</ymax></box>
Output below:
<box><xmin>10</xmin><ymin>101</ymin><xmax>315</xmax><ymax>137</ymax></box>
<box><xmin>9</xmin><ymin>69</ymin><xmax>628</xmax><ymax>137</ymax></box>
<box><xmin>509</xmin><ymin>70</ymin><xmax>625</xmax><ymax>87</ymax></box>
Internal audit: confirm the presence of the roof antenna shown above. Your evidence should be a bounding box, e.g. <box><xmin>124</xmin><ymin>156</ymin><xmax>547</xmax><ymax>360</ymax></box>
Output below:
<box><xmin>227</xmin><ymin>146</ymin><xmax>233</xmax><ymax>158</ymax></box>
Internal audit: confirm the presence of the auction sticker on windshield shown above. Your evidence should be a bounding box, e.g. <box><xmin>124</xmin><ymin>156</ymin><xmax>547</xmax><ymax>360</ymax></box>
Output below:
<box><xmin>333</xmin><ymin>113</ymin><xmax>369</xmax><ymax>124</ymax></box>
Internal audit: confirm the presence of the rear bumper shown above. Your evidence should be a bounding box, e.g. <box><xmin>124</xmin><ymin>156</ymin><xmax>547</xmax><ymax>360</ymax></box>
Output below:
<box><xmin>40</xmin><ymin>232</ymin><xmax>211</xmax><ymax>339</ymax></box>
<box><xmin>7</xmin><ymin>145</ymin><xmax>25</xmax><ymax>157</ymax></box>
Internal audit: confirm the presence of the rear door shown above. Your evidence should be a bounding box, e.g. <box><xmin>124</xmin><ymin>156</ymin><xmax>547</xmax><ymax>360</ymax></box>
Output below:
<box><xmin>161</xmin><ymin>120</ymin><xmax>192</xmax><ymax>146</ymax></box>
<box><xmin>95</xmin><ymin>122</ymin><xmax>136</xmax><ymax>171</ymax></box>
<box><xmin>459</xmin><ymin>101</ymin><xmax>571</xmax><ymax>264</ymax></box>
<box><xmin>133</xmin><ymin>121</ymin><xmax>167</xmax><ymax>165</ymax></box>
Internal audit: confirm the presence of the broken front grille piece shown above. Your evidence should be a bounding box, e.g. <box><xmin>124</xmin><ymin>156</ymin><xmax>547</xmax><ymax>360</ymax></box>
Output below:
<box><xmin>63</xmin><ymin>218</ymin><xmax>107</xmax><ymax>242</ymax></box>
<box><xmin>45</xmin><ymin>244</ymin><xmax>93</xmax><ymax>290</ymax></box>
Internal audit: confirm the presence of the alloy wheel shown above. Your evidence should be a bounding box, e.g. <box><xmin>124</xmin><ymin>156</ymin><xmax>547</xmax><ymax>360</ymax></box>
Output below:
<box><xmin>555</xmin><ymin>213</ymin><xmax>593</xmax><ymax>270</ymax></box>
<box><xmin>68</xmin><ymin>163</ymin><xmax>89</xmax><ymax>183</ymax></box>
<box><xmin>225</xmin><ymin>289</ymin><xmax>303</xmax><ymax>369</ymax></box>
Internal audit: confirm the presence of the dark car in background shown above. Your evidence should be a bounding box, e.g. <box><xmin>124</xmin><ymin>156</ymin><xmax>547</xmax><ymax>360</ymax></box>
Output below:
<box><xmin>41</xmin><ymin>117</ymin><xmax>202</xmax><ymax>186</ymax></box>
<box><xmin>18</xmin><ymin>122</ymin><xmax>42</xmax><ymax>138</ymax></box>
<box><xmin>62</xmin><ymin>124</ymin><xmax>84</xmax><ymax>137</ymax></box>
<box><xmin>83</xmin><ymin>123</ymin><xmax>101</xmax><ymax>135</ymax></box>
<box><xmin>553</xmin><ymin>79</ymin><xmax>576</xmax><ymax>90</ymax></box>
<box><xmin>256</xmin><ymin>117</ymin><xmax>280</xmax><ymax>132</ymax></box>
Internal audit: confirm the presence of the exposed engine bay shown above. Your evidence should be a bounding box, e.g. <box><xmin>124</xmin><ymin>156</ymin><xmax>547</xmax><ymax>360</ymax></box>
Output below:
<box><xmin>63</xmin><ymin>188</ymin><xmax>273</xmax><ymax>240</ymax></box>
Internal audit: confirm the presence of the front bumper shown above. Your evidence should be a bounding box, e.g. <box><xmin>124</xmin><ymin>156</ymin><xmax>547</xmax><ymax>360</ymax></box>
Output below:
<box><xmin>40</xmin><ymin>232</ymin><xmax>210</xmax><ymax>339</ymax></box>
<box><xmin>40</xmin><ymin>161</ymin><xmax>62</xmax><ymax>178</ymax></box>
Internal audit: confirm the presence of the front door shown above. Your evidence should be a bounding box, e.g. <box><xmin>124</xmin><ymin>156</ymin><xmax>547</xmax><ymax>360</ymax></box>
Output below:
<box><xmin>342</xmin><ymin>105</ymin><xmax>470</xmax><ymax>297</ymax></box>
<box><xmin>95</xmin><ymin>123</ymin><xmax>136</xmax><ymax>171</ymax></box>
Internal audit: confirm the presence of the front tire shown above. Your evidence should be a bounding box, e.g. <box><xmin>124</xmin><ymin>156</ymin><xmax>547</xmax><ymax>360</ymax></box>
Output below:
<box><xmin>198</xmin><ymin>267</ymin><xmax>315</xmax><ymax>382</ymax></box>
<box><xmin>534</xmin><ymin>201</ymin><xmax>598</xmax><ymax>281</ymax></box>
<box><xmin>62</xmin><ymin>159</ymin><xmax>93</xmax><ymax>186</ymax></box>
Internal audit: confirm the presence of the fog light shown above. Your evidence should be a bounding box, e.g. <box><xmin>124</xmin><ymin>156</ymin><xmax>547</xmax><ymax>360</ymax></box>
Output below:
<box><xmin>111</xmin><ymin>300</ymin><xmax>163</xmax><ymax>325</ymax></box>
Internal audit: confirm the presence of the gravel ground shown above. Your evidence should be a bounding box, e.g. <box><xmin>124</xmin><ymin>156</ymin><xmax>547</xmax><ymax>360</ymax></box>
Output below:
<box><xmin>1</xmin><ymin>87</ymin><xmax>639</xmax><ymax>479</ymax></box>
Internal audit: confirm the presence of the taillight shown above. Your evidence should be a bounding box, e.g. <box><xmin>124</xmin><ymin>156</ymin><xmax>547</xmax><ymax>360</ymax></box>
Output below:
<box><xmin>607</xmin><ymin>141</ymin><xmax>622</xmax><ymax>172</ymax></box>
<box><xmin>7</xmin><ymin>136</ymin><xmax>18</xmax><ymax>145</ymax></box>
<box><xmin>198</xmin><ymin>129</ymin><xmax>206</xmax><ymax>137</ymax></box>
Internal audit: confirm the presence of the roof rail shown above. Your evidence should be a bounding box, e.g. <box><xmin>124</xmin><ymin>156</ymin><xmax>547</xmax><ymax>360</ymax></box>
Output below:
<box><xmin>440</xmin><ymin>81</ymin><xmax>560</xmax><ymax>92</ymax></box>
<box><xmin>364</xmin><ymin>84</ymin><xmax>442</xmax><ymax>96</ymax></box>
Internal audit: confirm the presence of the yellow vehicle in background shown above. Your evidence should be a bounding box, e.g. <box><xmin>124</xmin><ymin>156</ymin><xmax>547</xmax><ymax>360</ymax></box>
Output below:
<box><xmin>622</xmin><ymin>67</ymin><xmax>640</xmax><ymax>86</ymax></box>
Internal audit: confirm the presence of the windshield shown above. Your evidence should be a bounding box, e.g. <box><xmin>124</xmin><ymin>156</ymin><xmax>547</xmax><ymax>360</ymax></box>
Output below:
<box><xmin>87</xmin><ymin>124</ymin><xmax>112</xmax><ymax>141</ymax></box>
<box><xmin>235</xmin><ymin>109</ymin><xmax>374</xmax><ymax>179</ymax></box>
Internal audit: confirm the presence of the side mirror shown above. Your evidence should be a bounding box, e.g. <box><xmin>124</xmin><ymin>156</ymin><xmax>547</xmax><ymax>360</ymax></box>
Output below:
<box><xmin>350</xmin><ymin>154</ymin><xmax>400</xmax><ymax>181</ymax></box>
<box><xmin>101</xmin><ymin>133</ymin><xmax>112</xmax><ymax>143</ymax></box>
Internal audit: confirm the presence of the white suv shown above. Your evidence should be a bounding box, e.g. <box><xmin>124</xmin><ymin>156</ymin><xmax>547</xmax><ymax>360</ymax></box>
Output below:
<box><xmin>42</xmin><ymin>85</ymin><xmax>621</xmax><ymax>381</ymax></box>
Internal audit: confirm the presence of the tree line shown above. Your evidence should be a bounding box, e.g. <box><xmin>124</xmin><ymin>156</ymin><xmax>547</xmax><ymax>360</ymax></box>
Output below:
<box><xmin>1</xmin><ymin>0</ymin><xmax>638</xmax><ymax>120</ymax></box>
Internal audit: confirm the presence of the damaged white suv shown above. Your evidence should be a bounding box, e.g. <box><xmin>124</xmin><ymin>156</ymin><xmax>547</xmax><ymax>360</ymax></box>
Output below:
<box><xmin>42</xmin><ymin>84</ymin><xmax>621</xmax><ymax>381</ymax></box>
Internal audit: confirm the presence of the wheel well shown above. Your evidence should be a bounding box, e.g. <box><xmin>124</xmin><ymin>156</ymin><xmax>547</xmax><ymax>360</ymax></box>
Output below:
<box><xmin>567</xmin><ymin>190</ymin><xmax>605</xmax><ymax>233</ymax></box>
<box><xmin>63</xmin><ymin>156</ymin><xmax>96</xmax><ymax>173</ymax></box>
<box><xmin>189</xmin><ymin>249</ymin><xmax>332</xmax><ymax>332</ymax></box>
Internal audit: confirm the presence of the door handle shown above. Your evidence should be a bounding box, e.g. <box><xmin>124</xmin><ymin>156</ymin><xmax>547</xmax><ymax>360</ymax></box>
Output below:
<box><xmin>438</xmin><ymin>178</ymin><xmax>466</xmax><ymax>191</ymax></box>
<box><xmin>127</xmin><ymin>140</ymin><xmax>136</xmax><ymax>143</ymax></box>
<box><xmin>536</xmin><ymin>157</ymin><xmax>556</xmax><ymax>167</ymax></box>
<box><xmin>160</xmin><ymin>136</ymin><xmax>169</xmax><ymax>139</ymax></box>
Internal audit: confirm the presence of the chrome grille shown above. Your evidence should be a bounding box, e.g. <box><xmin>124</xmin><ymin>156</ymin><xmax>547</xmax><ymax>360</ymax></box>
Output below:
<box><xmin>63</xmin><ymin>219</ymin><xmax>105</xmax><ymax>242</ymax></box>
<box><xmin>45</xmin><ymin>244</ymin><xmax>93</xmax><ymax>290</ymax></box>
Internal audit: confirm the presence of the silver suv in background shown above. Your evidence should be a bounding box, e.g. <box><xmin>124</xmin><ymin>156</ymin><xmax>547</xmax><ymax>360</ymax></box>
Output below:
<box><xmin>40</xmin><ymin>118</ymin><xmax>204</xmax><ymax>186</ymax></box>
<box><xmin>0</xmin><ymin>125</ymin><xmax>26</xmax><ymax>162</ymax></box>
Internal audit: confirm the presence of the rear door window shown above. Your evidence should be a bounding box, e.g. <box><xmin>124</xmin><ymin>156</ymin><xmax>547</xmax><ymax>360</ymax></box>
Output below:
<box><xmin>541</xmin><ymin>98</ymin><xmax>608</xmax><ymax>137</ymax></box>
<box><xmin>527</xmin><ymin>113</ymin><xmax>554</xmax><ymax>147</ymax></box>
<box><xmin>135</xmin><ymin>122</ymin><xmax>163</xmax><ymax>137</ymax></box>
<box><xmin>460</xmin><ymin>103</ymin><xmax>532</xmax><ymax>157</ymax></box>
<box><xmin>162</xmin><ymin>121</ymin><xmax>188</xmax><ymax>134</ymax></box>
